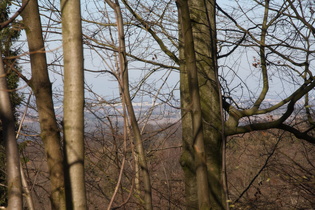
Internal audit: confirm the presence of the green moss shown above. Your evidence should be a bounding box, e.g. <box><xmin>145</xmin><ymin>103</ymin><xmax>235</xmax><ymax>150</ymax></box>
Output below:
<box><xmin>0</xmin><ymin>0</ymin><xmax>23</xmax><ymax>206</ymax></box>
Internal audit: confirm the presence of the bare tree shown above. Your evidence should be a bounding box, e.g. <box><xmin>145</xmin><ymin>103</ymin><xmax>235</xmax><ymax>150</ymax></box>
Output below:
<box><xmin>61</xmin><ymin>0</ymin><xmax>87</xmax><ymax>208</ymax></box>
<box><xmin>21</xmin><ymin>0</ymin><xmax>66</xmax><ymax>208</ymax></box>
<box><xmin>2</xmin><ymin>0</ymin><xmax>313</xmax><ymax>209</ymax></box>
<box><xmin>104</xmin><ymin>1</ymin><xmax>153</xmax><ymax>209</ymax></box>
<box><xmin>177</xmin><ymin>0</ymin><xmax>212</xmax><ymax>208</ymax></box>
<box><xmin>177</xmin><ymin>0</ymin><xmax>226</xmax><ymax>208</ymax></box>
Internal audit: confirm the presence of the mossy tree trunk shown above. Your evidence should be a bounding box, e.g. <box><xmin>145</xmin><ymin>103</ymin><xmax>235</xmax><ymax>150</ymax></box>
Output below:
<box><xmin>178</xmin><ymin>0</ymin><xmax>226</xmax><ymax>209</ymax></box>
<box><xmin>0</xmin><ymin>49</ymin><xmax>22</xmax><ymax>210</ymax></box>
<box><xmin>0</xmin><ymin>0</ymin><xmax>23</xmax><ymax>207</ymax></box>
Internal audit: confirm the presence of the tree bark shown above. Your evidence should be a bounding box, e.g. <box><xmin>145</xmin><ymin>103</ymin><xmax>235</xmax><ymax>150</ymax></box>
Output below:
<box><xmin>21</xmin><ymin>0</ymin><xmax>66</xmax><ymax>208</ymax></box>
<box><xmin>177</xmin><ymin>0</ymin><xmax>211</xmax><ymax>208</ymax></box>
<box><xmin>61</xmin><ymin>0</ymin><xmax>87</xmax><ymax>208</ymax></box>
<box><xmin>178</xmin><ymin>0</ymin><xmax>226</xmax><ymax>209</ymax></box>
<box><xmin>0</xmin><ymin>50</ymin><xmax>22</xmax><ymax>210</ymax></box>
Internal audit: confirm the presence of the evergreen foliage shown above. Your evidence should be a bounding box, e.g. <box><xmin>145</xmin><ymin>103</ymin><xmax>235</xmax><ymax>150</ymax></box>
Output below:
<box><xmin>0</xmin><ymin>0</ymin><xmax>23</xmax><ymax>206</ymax></box>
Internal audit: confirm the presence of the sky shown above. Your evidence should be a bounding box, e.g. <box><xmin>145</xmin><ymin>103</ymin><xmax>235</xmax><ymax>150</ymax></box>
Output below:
<box><xmin>9</xmin><ymin>0</ymin><xmax>315</xmax><ymax>110</ymax></box>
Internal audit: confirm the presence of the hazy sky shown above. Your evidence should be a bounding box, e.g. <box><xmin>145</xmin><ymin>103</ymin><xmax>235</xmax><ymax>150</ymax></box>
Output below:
<box><xmin>13</xmin><ymin>0</ymin><xmax>314</xmax><ymax>108</ymax></box>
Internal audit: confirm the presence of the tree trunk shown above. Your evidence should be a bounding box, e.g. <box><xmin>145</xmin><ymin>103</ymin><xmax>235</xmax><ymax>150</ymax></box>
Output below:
<box><xmin>178</xmin><ymin>7</ymin><xmax>197</xmax><ymax>208</ymax></box>
<box><xmin>21</xmin><ymin>0</ymin><xmax>66</xmax><ymax>209</ymax></box>
<box><xmin>177</xmin><ymin>0</ymin><xmax>212</xmax><ymax>208</ymax></box>
<box><xmin>104</xmin><ymin>1</ymin><xmax>153</xmax><ymax>209</ymax></box>
<box><xmin>178</xmin><ymin>0</ymin><xmax>226</xmax><ymax>209</ymax></box>
<box><xmin>61</xmin><ymin>0</ymin><xmax>87</xmax><ymax>208</ymax></box>
<box><xmin>0</xmin><ymin>50</ymin><xmax>22</xmax><ymax>210</ymax></box>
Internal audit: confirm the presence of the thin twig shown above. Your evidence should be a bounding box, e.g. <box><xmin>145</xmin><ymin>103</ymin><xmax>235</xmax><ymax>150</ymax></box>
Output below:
<box><xmin>234</xmin><ymin>132</ymin><xmax>284</xmax><ymax>204</ymax></box>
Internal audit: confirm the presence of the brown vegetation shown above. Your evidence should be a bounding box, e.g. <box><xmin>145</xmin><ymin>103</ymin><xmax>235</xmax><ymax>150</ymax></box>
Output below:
<box><xmin>18</xmin><ymin>121</ymin><xmax>315</xmax><ymax>209</ymax></box>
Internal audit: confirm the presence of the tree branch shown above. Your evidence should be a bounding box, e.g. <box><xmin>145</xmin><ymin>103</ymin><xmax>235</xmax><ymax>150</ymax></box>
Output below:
<box><xmin>0</xmin><ymin>0</ymin><xmax>30</xmax><ymax>29</ymax></box>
